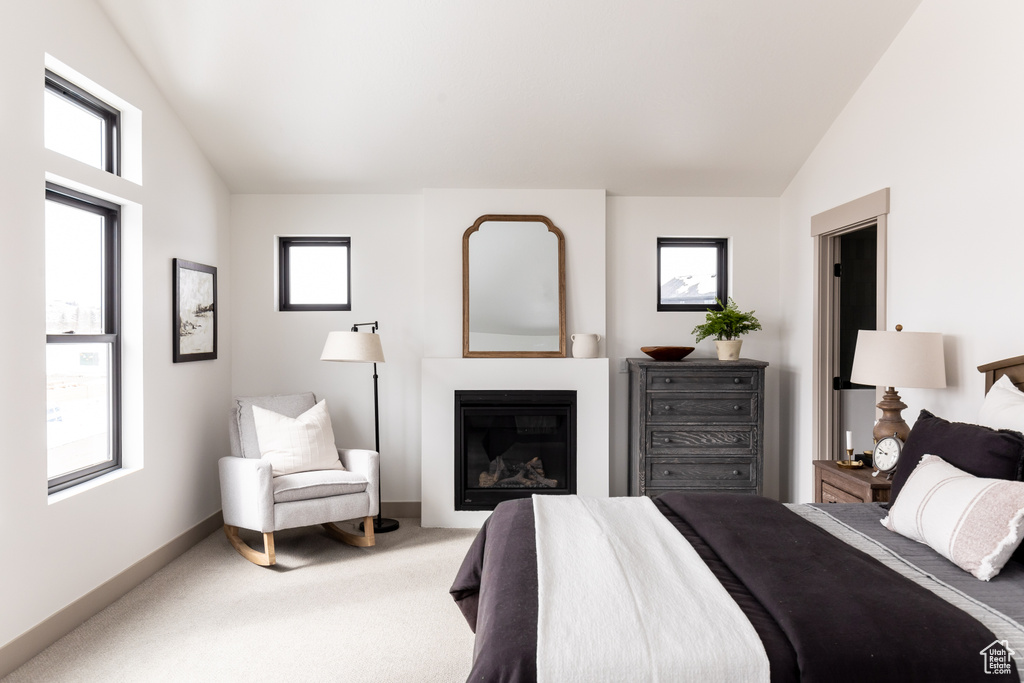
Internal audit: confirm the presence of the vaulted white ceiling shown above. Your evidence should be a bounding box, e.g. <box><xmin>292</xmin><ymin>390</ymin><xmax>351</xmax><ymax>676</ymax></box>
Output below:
<box><xmin>96</xmin><ymin>0</ymin><xmax>921</xmax><ymax>196</ymax></box>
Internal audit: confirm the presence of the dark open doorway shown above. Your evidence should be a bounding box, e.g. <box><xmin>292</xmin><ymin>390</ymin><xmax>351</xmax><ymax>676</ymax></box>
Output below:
<box><xmin>835</xmin><ymin>225</ymin><xmax>877</xmax><ymax>457</ymax></box>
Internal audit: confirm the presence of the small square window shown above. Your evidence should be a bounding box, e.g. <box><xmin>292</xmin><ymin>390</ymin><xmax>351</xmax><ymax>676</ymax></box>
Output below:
<box><xmin>657</xmin><ymin>237</ymin><xmax>728</xmax><ymax>311</ymax></box>
<box><xmin>279</xmin><ymin>236</ymin><xmax>351</xmax><ymax>311</ymax></box>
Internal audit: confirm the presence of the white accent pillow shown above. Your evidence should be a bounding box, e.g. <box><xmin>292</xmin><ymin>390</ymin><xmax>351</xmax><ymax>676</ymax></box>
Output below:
<box><xmin>978</xmin><ymin>374</ymin><xmax>1024</xmax><ymax>433</ymax></box>
<box><xmin>251</xmin><ymin>400</ymin><xmax>345</xmax><ymax>476</ymax></box>
<box><xmin>882</xmin><ymin>454</ymin><xmax>1024</xmax><ymax>580</ymax></box>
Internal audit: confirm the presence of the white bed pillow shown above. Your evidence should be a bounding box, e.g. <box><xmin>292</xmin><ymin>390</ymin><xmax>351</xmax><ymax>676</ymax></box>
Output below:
<box><xmin>978</xmin><ymin>374</ymin><xmax>1024</xmax><ymax>433</ymax></box>
<box><xmin>882</xmin><ymin>454</ymin><xmax>1024</xmax><ymax>580</ymax></box>
<box><xmin>251</xmin><ymin>399</ymin><xmax>345</xmax><ymax>476</ymax></box>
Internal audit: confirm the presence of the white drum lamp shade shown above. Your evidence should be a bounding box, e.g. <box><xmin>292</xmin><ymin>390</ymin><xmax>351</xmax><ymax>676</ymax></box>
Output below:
<box><xmin>321</xmin><ymin>331</ymin><xmax>385</xmax><ymax>363</ymax></box>
<box><xmin>850</xmin><ymin>330</ymin><xmax>946</xmax><ymax>390</ymax></box>
<box><xmin>850</xmin><ymin>328</ymin><xmax>945</xmax><ymax>442</ymax></box>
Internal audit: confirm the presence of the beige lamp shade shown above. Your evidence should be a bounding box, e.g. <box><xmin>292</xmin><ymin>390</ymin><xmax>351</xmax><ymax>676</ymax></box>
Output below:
<box><xmin>320</xmin><ymin>331</ymin><xmax>385</xmax><ymax>363</ymax></box>
<box><xmin>850</xmin><ymin>330</ymin><xmax>946</xmax><ymax>389</ymax></box>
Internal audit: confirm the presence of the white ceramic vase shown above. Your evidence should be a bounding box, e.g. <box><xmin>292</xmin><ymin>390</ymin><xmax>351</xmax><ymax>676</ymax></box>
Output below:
<box><xmin>715</xmin><ymin>339</ymin><xmax>742</xmax><ymax>361</ymax></box>
<box><xmin>571</xmin><ymin>333</ymin><xmax>602</xmax><ymax>358</ymax></box>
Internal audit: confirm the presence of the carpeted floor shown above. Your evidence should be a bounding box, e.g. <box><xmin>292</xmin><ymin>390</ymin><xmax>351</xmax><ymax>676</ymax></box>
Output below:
<box><xmin>4</xmin><ymin>519</ymin><xmax>479</xmax><ymax>682</ymax></box>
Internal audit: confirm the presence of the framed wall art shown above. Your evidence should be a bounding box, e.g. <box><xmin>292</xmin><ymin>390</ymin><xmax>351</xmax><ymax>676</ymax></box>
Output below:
<box><xmin>657</xmin><ymin>237</ymin><xmax>728</xmax><ymax>311</ymax></box>
<box><xmin>173</xmin><ymin>258</ymin><xmax>217</xmax><ymax>362</ymax></box>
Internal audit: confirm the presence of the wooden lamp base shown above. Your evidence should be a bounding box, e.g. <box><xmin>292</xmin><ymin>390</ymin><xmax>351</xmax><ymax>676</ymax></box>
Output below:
<box><xmin>873</xmin><ymin>386</ymin><xmax>910</xmax><ymax>443</ymax></box>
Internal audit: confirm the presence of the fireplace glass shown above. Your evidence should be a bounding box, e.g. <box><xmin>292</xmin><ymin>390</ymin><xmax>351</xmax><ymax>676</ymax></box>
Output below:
<box><xmin>455</xmin><ymin>390</ymin><xmax>576</xmax><ymax>511</ymax></box>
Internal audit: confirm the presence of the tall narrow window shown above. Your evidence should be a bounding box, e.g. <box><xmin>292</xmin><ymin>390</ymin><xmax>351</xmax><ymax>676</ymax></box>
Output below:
<box><xmin>44</xmin><ymin>70</ymin><xmax>120</xmax><ymax>175</ymax></box>
<box><xmin>279</xmin><ymin>236</ymin><xmax>351</xmax><ymax>311</ymax></box>
<box><xmin>46</xmin><ymin>183</ymin><xmax>121</xmax><ymax>492</ymax></box>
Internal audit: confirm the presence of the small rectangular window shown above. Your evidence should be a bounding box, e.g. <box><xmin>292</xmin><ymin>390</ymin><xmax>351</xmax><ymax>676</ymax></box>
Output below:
<box><xmin>45</xmin><ymin>70</ymin><xmax>120</xmax><ymax>175</ymax></box>
<box><xmin>657</xmin><ymin>237</ymin><xmax>728</xmax><ymax>311</ymax></box>
<box><xmin>279</xmin><ymin>236</ymin><xmax>351</xmax><ymax>311</ymax></box>
<box><xmin>46</xmin><ymin>183</ymin><xmax>121</xmax><ymax>492</ymax></box>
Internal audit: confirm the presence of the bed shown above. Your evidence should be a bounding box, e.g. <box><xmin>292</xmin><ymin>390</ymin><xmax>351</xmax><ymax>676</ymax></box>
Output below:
<box><xmin>450</xmin><ymin>356</ymin><xmax>1024</xmax><ymax>682</ymax></box>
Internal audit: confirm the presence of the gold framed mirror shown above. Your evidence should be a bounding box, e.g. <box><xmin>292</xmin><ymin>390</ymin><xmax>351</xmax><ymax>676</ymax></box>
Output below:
<box><xmin>463</xmin><ymin>214</ymin><xmax>566</xmax><ymax>358</ymax></box>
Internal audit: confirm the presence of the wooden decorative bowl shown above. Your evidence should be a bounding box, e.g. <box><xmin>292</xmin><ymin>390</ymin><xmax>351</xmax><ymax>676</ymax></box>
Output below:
<box><xmin>641</xmin><ymin>346</ymin><xmax>695</xmax><ymax>361</ymax></box>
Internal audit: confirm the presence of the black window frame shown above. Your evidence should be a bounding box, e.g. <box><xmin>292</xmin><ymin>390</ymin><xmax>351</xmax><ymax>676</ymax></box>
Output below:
<box><xmin>657</xmin><ymin>237</ymin><xmax>728</xmax><ymax>312</ymax></box>
<box><xmin>45</xmin><ymin>182</ymin><xmax>122</xmax><ymax>493</ymax></box>
<box><xmin>278</xmin><ymin>236</ymin><xmax>352</xmax><ymax>312</ymax></box>
<box><xmin>45</xmin><ymin>69</ymin><xmax>121</xmax><ymax>176</ymax></box>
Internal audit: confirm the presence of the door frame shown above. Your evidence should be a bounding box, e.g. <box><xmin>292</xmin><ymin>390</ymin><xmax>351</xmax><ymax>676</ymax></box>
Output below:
<box><xmin>811</xmin><ymin>188</ymin><xmax>889</xmax><ymax>461</ymax></box>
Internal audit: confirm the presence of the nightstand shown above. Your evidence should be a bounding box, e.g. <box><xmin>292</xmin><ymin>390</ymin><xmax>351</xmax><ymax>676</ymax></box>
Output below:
<box><xmin>812</xmin><ymin>459</ymin><xmax>891</xmax><ymax>504</ymax></box>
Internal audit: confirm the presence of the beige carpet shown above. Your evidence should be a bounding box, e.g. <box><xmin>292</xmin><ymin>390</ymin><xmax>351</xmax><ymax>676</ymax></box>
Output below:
<box><xmin>4</xmin><ymin>520</ymin><xmax>479</xmax><ymax>682</ymax></box>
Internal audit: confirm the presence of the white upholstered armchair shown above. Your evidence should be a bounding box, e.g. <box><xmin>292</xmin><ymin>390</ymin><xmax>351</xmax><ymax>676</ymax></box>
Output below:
<box><xmin>220</xmin><ymin>392</ymin><xmax>379</xmax><ymax>566</ymax></box>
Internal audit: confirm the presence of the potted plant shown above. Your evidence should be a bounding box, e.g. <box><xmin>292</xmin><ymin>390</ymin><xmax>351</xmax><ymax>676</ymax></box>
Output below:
<box><xmin>691</xmin><ymin>298</ymin><xmax>762</xmax><ymax>361</ymax></box>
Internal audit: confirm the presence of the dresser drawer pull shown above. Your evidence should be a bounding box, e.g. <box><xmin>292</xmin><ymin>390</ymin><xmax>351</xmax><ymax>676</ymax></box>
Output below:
<box><xmin>662</xmin><ymin>470</ymin><xmax>671</xmax><ymax>476</ymax></box>
<box><xmin>664</xmin><ymin>378</ymin><xmax>672</xmax><ymax>383</ymax></box>
<box><xmin>733</xmin><ymin>377</ymin><xmax>741</xmax><ymax>384</ymax></box>
<box><xmin>732</xmin><ymin>470</ymin><xmax>741</xmax><ymax>476</ymax></box>
<box><xmin>663</xmin><ymin>438</ymin><xmax>671</xmax><ymax>444</ymax></box>
<box><xmin>733</xmin><ymin>405</ymin><xmax>741</xmax><ymax>411</ymax></box>
<box><xmin>663</xmin><ymin>405</ymin><xmax>672</xmax><ymax>410</ymax></box>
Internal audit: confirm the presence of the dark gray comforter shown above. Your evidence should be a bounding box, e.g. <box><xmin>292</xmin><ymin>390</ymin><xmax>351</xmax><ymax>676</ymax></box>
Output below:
<box><xmin>451</xmin><ymin>492</ymin><xmax>1021</xmax><ymax>683</ymax></box>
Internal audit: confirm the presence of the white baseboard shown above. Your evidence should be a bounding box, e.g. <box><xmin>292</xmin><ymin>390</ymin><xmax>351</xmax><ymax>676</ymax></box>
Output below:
<box><xmin>0</xmin><ymin>511</ymin><xmax>223</xmax><ymax>679</ymax></box>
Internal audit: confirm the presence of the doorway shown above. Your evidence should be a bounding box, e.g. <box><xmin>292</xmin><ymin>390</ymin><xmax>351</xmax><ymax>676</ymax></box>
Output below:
<box><xmin>811</xmin><ymin>189</ymin><xmax>889</xmax><ymax>464</ymax></box>
<box><xmin>836</xmin><ymin>226</ymin><xmax>877</xmax><ymax>458</ymax></box>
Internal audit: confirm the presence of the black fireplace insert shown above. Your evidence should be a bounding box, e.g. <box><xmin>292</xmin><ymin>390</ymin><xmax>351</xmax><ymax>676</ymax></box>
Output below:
<box><xmin>454</xmin><ymin>390</ymin><xmax>577</xmax><ymax>511</ymax></box>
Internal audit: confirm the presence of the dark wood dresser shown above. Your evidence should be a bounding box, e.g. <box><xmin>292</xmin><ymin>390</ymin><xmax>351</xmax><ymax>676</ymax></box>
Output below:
<box><xmin>628</xmin><ymin>358</ymin><xmax>768</xmax><ymax>498</ymax></box>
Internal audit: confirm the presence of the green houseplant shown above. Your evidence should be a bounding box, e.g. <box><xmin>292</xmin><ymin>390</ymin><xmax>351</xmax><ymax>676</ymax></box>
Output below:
<box><xmin>691</xmin><ymin>298</ymin><xmax>762</xmax><ymax>360</ymax></box>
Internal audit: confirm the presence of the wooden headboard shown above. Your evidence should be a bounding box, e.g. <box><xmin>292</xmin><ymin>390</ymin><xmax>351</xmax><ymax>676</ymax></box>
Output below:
<box><xmin>978</xmin><ymin>355</ymin><xmax>1024</xmax><ymax>393</ymax></box>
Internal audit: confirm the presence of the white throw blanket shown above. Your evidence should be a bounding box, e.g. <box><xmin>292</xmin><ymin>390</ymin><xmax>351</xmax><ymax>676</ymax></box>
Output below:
<box><xmin>534</xmin><ymin>495</ymin><xmax>770</xmax><ymax>683</ymax></box>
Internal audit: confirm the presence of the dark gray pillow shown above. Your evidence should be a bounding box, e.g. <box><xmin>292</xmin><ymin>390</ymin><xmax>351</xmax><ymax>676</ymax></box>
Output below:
<box><xmin>889</xmin><ymin>410</ymin><xmax>1024</xmax><ymax>508</ymax></box>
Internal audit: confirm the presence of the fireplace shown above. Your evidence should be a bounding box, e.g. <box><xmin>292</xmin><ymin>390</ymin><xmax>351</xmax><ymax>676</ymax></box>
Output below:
<box><xmin>455</xmin><ymin>390</ymin><xmax>577</xmax><ymax>511</ymax></box>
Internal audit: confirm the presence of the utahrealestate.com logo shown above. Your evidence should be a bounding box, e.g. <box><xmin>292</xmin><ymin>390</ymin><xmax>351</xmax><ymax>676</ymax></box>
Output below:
<box><xmin>980</xmin><ymin>640</ymin><xmax>1016</xmax><ymax>676</ymax></box>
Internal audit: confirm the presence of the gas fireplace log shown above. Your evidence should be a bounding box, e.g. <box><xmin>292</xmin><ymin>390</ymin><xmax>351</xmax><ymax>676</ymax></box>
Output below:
<box><xmin>524</xmin><ymin>458</ymin><xmax>557</xmax><ymax>487</ymax></box>
<box><xmin>479</xmin><ymin>456</ymin><xmax>558</xmax><ymax>488</ymax></box>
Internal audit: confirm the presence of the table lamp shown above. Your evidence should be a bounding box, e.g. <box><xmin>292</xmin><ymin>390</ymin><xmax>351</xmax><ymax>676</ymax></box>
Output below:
<box><xmin>320</xmin><ymin>321</ymin><xmax>399</xmax><ymax>533</ymax></box>
<box><xmin>850</xmin><ymin>325</ymin><xmax>946</xmax><ymax>443</ymax></box>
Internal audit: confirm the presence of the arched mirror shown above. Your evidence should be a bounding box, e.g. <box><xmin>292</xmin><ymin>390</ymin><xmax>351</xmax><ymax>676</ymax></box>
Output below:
<box><xmin>463</xmin><ymin>214</ymin><xmax>566</xmax><ymax>358</ymax></box>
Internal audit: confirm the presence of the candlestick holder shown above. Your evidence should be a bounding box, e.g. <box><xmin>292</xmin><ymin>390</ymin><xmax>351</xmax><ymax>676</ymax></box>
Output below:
<box><xmin>837</xmin><ymin>447</ymin><xmax>864</xmax><ymax>469</ymax></box>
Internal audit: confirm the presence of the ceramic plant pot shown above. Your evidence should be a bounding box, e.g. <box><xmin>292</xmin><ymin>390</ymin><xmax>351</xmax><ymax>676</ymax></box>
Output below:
<box><xmin>715</xmin><ymin>339</ymin><xmax>742</xmax><ymax>361</ymax></box>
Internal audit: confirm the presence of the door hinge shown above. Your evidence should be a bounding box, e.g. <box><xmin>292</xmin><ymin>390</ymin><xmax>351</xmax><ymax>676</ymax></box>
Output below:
<box><xmin>833</xmin><ymin>263</ymin><xmax>842</xmax><ymax>277</ymax></box>
<box><xmin>833</xmin><ymin>376</ymin><xmax>843</xmax><ymax>391</ymax></box>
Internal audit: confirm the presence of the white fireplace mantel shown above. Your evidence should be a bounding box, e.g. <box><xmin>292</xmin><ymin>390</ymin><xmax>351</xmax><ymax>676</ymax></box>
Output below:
<box><xmin>421</xmin><ymin>358</ymin><xmax>610</xmax><ymax>528</ymax></box>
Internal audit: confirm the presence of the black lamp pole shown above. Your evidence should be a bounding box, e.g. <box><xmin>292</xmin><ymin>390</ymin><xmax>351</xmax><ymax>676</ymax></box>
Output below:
<box><xmin>352</xmin><ymin>321</ymin><xmax>399</xmax><ymax>534</ymax></box>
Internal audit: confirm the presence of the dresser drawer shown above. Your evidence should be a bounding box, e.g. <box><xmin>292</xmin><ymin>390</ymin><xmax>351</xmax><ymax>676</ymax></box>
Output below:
<box><xmin>647</xmin><ymin>459</ymin><xmax>754</xmax><ymax>486</ymax></box>
<box><xmin>646</xmin><ymin>369</ymin><xmax>760</xmax><ymax>393</ymax></box>
<box><xmin>648</xmin><ymin>426</ymin><xmax>758</xmax><ymax>456</ymax></box>
<box><xmin>647</xmin><ymin>392</ymin><xmax>757</xmax><ymax>423</ymax></box>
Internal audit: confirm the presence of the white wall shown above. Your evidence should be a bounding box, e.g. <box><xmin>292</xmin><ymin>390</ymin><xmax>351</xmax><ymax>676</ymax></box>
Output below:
<box><xmin>779</xmin><ymin>0</ymin><xmax>1024</xmax><ymax>502</ymax></box>
<box><xmin>230</xmin><ymin>194</ymin><xmax>424</xmax><ymax>503</ymax></box>
<box><xmin>0</xmin><ymin>0</ymin><xmax>231</xmax><ymax>650</ymax></box>
<box><xmin>606</xmin><ymin>197</ymin><xmax>783</xmax><ymax>497</ymax></box>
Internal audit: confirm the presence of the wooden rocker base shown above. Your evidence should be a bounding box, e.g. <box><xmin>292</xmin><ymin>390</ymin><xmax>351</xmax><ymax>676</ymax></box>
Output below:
<box><xmin>224</xmin><ymin>525</ymin><xmax>276</xmax><ymax>566</ymax></box>
<box><xmin>224</xmin><ymin>516</ymin><xmax>376</xmax><ymax>566</ymax></box>
<box><xmin>323</xmin><ymin>517</ymin><xmax>376</xmax><ymax>548</ymax></box>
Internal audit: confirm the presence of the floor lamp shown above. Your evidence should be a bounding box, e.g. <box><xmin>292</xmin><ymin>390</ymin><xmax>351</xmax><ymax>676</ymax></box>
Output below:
<box><xmin>320</xmin><ymin>321</ymin><xmax>399</xmax><ymax>533</ymax></box>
